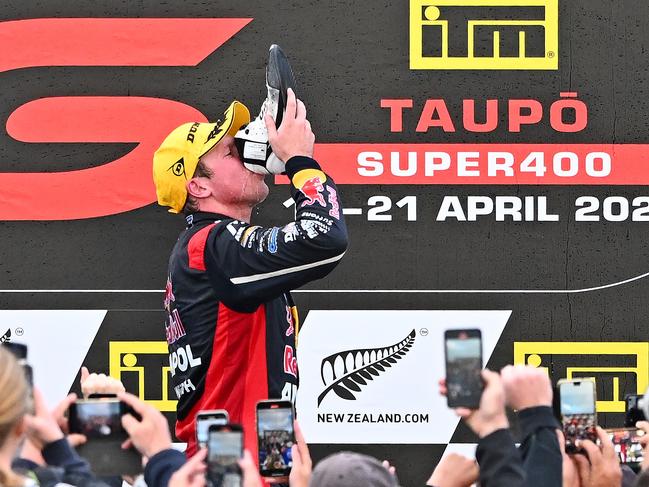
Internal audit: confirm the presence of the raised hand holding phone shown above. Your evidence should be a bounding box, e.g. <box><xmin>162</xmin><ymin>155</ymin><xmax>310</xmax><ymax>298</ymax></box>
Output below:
<box><xmin>256</xmin><ymin>400</ymin><xmax>295</xmax><ymax>480</ymax></box>
<box><xmin>444</xmin><ymin>329</ymin><xmax>483</xmax><ymax>409</ymax></box>
<box><xmin>207</xmin><ymin>423</ymin><xmax>244</xmax><ymax>487</ymax></box>
<box><xmin>558</xmin><ymin>378</ymin><xmax>597</xmax><ymax>454</ymax></box>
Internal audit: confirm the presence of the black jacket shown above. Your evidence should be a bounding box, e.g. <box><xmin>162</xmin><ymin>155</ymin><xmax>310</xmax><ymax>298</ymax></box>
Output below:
<box><xmin>13</xmin><ymin>439</ymin><xmax>110</xmax><ymax>487</ymax></box>
<box><xmin>165</xmin><ymin>156</ymin><xmax>347</xmax><ymax>456</ymax></box>
<box><xmin>473</xmin><ymin>407</ymin><xmax>561</xmax><ymax>487</ymax></box>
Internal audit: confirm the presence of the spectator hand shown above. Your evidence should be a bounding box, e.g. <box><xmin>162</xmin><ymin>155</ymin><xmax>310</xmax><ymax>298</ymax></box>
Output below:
<box><xmin>557</xmin><ymin>430</ymin><xmax>580</xmax><ymax>487</ymax></box>
<box><xmin>239</xmin><ymin>450</ymin><xmax>263</xmax><ymax>487</ymax></box>
<box><xmin>118</xmin><ymin>391</ymin><xmax>171</xmax><ymax>458</ymax></box>
<box><xmin>290</xmin><ymin>420</ymin><xmax>312</xmax><ymax>487</ymax></box>
<box><xmin>169</xmin><ymin>448</ymin><xmax>207</xmax><ymax>487</ymax></box>
<box><xmin>264</xmin><ymin>88</ymin><xmax>315</xmax><ymax>162</ymax></box>
<box><xmin>81</xmin><ymin>366</ymin><xmax>125</xmax><ymax>398</ymax></box>
<box><xmin>381</xmin><ymin>460</ymin><xmax>396</xmax><ymax>477</ymax></box>
<box><xmin>23</xmin><ymin>387</ymin><xmax>65</xmax><ymax>451</ymax></box>
<box><xmin>50</xmin><ymin>392</ymin><xmax>87</xmax><ymax>447</ymax></box>
<box><xmin>500</xmin><ymin>365</ymin><xmax>553</xmax><ymax>410</ymax></box>
<box><xmin>427</xmin><ymin>453</ymin><xmax>479</xmax><ymax>487</ymax></box>
<box><xmin>454</xmin><ymin>370</ymin><xmax>509</xmax><ymax>439</ymax></box>
<box><xmin>572</xmin><ymin>427</ymin><xmax>622</xmax><ymax>487</ymax></box>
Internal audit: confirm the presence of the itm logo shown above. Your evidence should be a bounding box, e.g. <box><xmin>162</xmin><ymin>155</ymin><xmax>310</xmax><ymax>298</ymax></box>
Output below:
<box><xmin>317</xmin><ymin>330</ymin><xmax>416</xmax><ymax>406</ymax></box>
<box><xmin>409</xmin><ymin>0</ymin><xmax>558</xmax><ymax>70</ymax></box>
<box><xmin>514</xmin><ymin>341</ymin><xmax>649</xmax><ymax>413</ymax></box>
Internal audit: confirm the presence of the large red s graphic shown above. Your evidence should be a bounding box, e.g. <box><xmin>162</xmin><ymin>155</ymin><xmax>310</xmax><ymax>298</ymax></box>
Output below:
<box><xmin>0</xmin><ymin>18</ymin><xmax>251</xmax><ymax>220</ymax></box>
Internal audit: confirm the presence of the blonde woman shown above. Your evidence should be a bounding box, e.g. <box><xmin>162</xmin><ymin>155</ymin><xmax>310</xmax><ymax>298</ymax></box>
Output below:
<box><xmin>0</xmin><ymin>346</ymin><xmax>107</xmax><ymax>487</ymax></box>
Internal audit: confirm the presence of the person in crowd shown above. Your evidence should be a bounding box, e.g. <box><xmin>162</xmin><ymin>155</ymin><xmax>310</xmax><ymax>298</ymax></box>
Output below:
<box><xmin>432</xmin><ymin>365</ymin><xmax>563</xmax><ymax>487</ymax></box>
<box><xmin>0</xmin><ymin>346</ymin><xmax>108</xmax><ymax>487</ymax></box>
<box><xmin>633</xmin><ymin>420</ymin><xmax>649</xmax><ymax>486</ymax></box>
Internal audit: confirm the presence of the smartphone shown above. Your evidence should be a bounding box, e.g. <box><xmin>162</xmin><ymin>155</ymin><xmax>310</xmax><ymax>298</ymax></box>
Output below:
<box><xmin>196</xmin><ymin>410</ymin><xmax>229</xmax><ymax>447</ymax></box>
<box><xmin>625</xmin><ymin>394</ymin><xmax>647</xmax><ymax>427</ymax></box>
<box><xmin>68</xmin><ymin>398</ymin><xmax>142</xmax><ymax>475</ymax></box>
<box><xmin>444</xmin><ymin>329</ymin><xmax>483</xmax><ymax>408</ymax></box>
<box><xmin>68</xmin><ymin>398</ymin><xmax>132</xmax><ymax>440</ymax></box>
<box><xmin>207</xmin><ymin>424</ymin><xmax>243</xmax><ymax>487</ymax></box>
<box><xmin>558</xmin><ymin>378</ymin><xmax>597</xmax><ymax>453</ymax></box>
<box><xmin>256</xmin><ymin>400</ymin><xmax>294</xmax><ymax>478</ymax></box>
<box><xmin>606</xmin><ymin>428</ymin><xmax>645</xmax><ymax>466</ymax></box>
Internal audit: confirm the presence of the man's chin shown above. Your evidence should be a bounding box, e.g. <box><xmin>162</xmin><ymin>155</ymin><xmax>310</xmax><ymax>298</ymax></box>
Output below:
<box><xmin>256</xmin><ymin>183</ymin><xmax>270</xmax><ymax>204</ymax></box>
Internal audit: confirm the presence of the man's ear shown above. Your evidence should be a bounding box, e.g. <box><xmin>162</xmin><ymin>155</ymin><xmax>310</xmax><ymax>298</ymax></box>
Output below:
<box><xmin>186</xmin><ymin>177</ymin><xmax>211</xmax><ymax>199</ymax></box>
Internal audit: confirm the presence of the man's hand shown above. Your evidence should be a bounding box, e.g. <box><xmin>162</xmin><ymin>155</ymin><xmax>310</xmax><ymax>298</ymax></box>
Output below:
<box><xmin>455</xmin><ymin>370</ymin><xmax>509</xmax><ymax>438</ymax></box>
<box><xmin>80</xmin><ymin>366</ymin><xmax>125</xmax><ymax>398</ymax></box>
<box><xmin>500</xmin><ymin>365</ymin><xmax>553</xmax><ymax>410</ymax></box>
<box><xmin>572</xmin><ymin>427</ymin><xmax>622</xmax><ymax>487</ymax></box>
<box><xmin>265</xmin><ymin>88</ymin><xmax>315</xmax><ymax>162</ymax></box>
<box><xmin>118</xmin><ymin>391</ymin><xmax>171</xmax><ymax>458</ymax></box>
<box><xmin>169</xmin><ymin>448</ymin><xmax>207</xmax><ymax>487</ymax></box>
<box><xmin>557</xmin><ymin>430</ymin><xmax>581</xmax><ymax>487</ymax></box>
<box><xmin>381</xmin><ymin>460</ymin><xmax>397</xmax><ymax>477</ymax></box>
<box><xmin>289</xmin><ymin>420</ymin><xmax>312</xmax><ymax>487</ymax></box>
<box><xmin>50</xmin><ymin>392</ymin><xmax>87</xmax><ymax>448</ymax></box>
<box><xmin>23</xmin><ymin>387</ymin><xmax>65</xmax><ymax>450</ymax></box>
<box><xmin>427</xmin><ymin>453</ymin><xmax>479</xmax><ymax>487</ymax></box>
<box><xmin>239</xmin><ymin>450</ymin><xmax>264</xmax><ymax>487</ymax></box>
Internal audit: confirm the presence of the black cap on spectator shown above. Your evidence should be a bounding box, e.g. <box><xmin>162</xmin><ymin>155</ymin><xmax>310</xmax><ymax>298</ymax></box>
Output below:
<box><xmin>310</xmin><ymin>452</ymin><xmax>399</xmax><ymax>487</ymax></box>
<box><xmin>2</xmin><ymin>342</ymin><xmax>28</xmax><ymax>360</ymax></box>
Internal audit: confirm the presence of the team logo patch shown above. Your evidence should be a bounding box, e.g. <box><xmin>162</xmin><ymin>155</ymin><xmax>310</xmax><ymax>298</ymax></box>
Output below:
<box><xmin>300</xmin><ymin>176</ymin><xmax>326</xmax><ymax>207</ymax></box>
<box><xmin>284</xmin><ymin>345</ymin><xmax>298</xmax><ymax>378</ymax></box>
<box><xmin>168</xmin><ymin>158</ymin><xmax>186</xmax><ymax>178</ymax></box>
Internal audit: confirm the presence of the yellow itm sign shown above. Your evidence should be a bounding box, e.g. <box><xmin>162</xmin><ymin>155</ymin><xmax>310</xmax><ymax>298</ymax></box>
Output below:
<box><xmin>410</xmin><ymin>0</ymin><xmax>558</xmax><ymax>70</ymax></box>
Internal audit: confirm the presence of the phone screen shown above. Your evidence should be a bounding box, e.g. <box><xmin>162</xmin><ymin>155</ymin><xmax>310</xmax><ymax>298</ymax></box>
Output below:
<box><xmin>256</xmin><ymin>404</ymin><xmax>294</xmax><ymax>477</ymax></box>
<box><xmin>625</xmin><ymin>394</ymin><xmax>646</xmax><ymax>427</ymax></box>
<box><xmin>196</xmin><ymin>413</ymin><xmax>228</xmax><ymax>446</ymax></box>
<box><xmin>559</xmin><ymin>380</ymin><xmax>597</xmax><ymax>452</ymax></box>
<box><xmin>607</xmin><ymin>428</ymin><xmax>645</xmax><ymax>465</ymax></box>
<box><xmin>208</xmin><ymin>427</ymin><xmax>243</xmax><ymax>487</ymax></box>
<box><xmin>445</xmin><ymin>330</ymin><xmax>482</xmax><ymax>408</ymax></box>
<box><xmin>69</xmin><ymin>400</ymin><xmax>127</xmax><ymax>440</ymax></box>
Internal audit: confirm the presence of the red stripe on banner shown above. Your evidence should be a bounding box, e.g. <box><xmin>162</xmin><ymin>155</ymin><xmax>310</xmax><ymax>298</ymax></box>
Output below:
<box><xmin>0</xmin><ymin>17</ymin><xmax>253</xmax><ymax>221</ymax></box>
<box><xmin>275</xmin><ymin>143</ymin><xmax>649</xmax><ymax>185</ymax></box>
<box><xmin>0</xmin><ymin>18</ymin><xmax>252</xmax><ymax>71</ymax></box>
<box><xmin>2</xmin><ymin>97</ymin><xmax>206</xmax><ymax>220</ymax></box>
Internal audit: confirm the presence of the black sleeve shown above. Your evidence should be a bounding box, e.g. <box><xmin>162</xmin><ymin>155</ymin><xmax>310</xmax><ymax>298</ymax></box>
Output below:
<box><xmin>517</xmin><ymin>406</ymin><xmax>562</xmax><ymax>487</ymax></box>
<box><xmin>621</xmin><ymin>465</ymin><xmax>638</xmax><ymax>487</ymax></box>
<box><xmin>204</xmin><ymin>156</ymin><xmax>348</xmax><ymax>311</ymax></box>
<box><xmin>144</xmin><ymin>449</ymin><xmax>187</xmax><ymax>487</ymax></box>
<box><xmin>634</xmin><ymin>469</ymin><xmax>649</xmax><ymax>487</ymax></box>
<box><xmin>41</xmin><ymin>438</ymin><xmax>110</xmax><ymax>487</ymax></box>
<box><xmin>476</xmin><ymin>428</ymin><xmax>526</xmax><ymax>487</ymax></box>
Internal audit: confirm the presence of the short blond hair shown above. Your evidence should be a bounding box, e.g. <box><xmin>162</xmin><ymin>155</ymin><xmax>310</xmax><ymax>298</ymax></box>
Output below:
<box><xmin>0</xmin><ymin>346</ymin><xmax>31</xmax><ymax>486</ymax></box>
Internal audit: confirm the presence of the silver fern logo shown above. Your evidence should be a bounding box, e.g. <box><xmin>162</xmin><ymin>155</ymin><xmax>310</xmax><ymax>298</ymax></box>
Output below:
<box><xmin>0</xmin><ymin>328</ymin><xmax>10</xmax><ymax>344</ymax></box>
<box><xmin>317</xmin><ymin>329</ymin><xmax>416</xmax><ymax>406</ymax></box>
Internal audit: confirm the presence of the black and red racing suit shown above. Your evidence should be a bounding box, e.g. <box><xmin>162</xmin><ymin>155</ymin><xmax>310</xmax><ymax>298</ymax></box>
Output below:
<box><xmin>163</xmin><ymin>156</ymin><xmax>347</xmax><ymax>457</ymax></box>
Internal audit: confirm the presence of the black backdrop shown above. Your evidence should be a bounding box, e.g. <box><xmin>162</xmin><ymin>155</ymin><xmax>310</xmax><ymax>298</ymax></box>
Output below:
<box><xmin>2</xmin><ymin>1</ymin><xmax>649</xmax><ymax>485</ymax></box>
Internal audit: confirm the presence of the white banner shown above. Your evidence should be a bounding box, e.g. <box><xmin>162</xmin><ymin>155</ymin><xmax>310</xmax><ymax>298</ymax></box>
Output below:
<box><xmin>0</xmin><ymin>310</ymin><xmax>106</xmax><ymax>407</ymax></box>
<box><xmin>296</xmin><ymin>310</ymin><xmax>511</xmax><ymax>444</ymax></box>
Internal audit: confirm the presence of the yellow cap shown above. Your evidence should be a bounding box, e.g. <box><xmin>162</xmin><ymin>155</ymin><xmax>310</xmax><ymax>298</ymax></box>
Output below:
<box><xmin>153</xmin><ymin>100</ymin><xmax>250</xmax><ymax>213</ymax></box>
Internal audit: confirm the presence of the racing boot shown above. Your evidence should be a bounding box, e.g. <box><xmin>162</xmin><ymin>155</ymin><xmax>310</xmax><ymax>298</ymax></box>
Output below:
<box><xmin>235</xmin><ymin>44</ymin><xmax>297</xmax><ymax>174</ymax></box>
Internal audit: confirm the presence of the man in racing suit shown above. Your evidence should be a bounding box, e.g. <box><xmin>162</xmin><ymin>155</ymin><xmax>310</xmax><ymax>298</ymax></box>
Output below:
<box><xmin>152</xmin><ymin>90</ymin><xmax>347</xmax><ymax>458</ymax></box>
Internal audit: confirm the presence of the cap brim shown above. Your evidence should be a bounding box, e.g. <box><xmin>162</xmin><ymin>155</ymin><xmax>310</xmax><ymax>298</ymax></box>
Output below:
<box><xmin>199</xmin><ymin>100</ymin><xmax>251</xmax><ymax>158</ymax></box>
